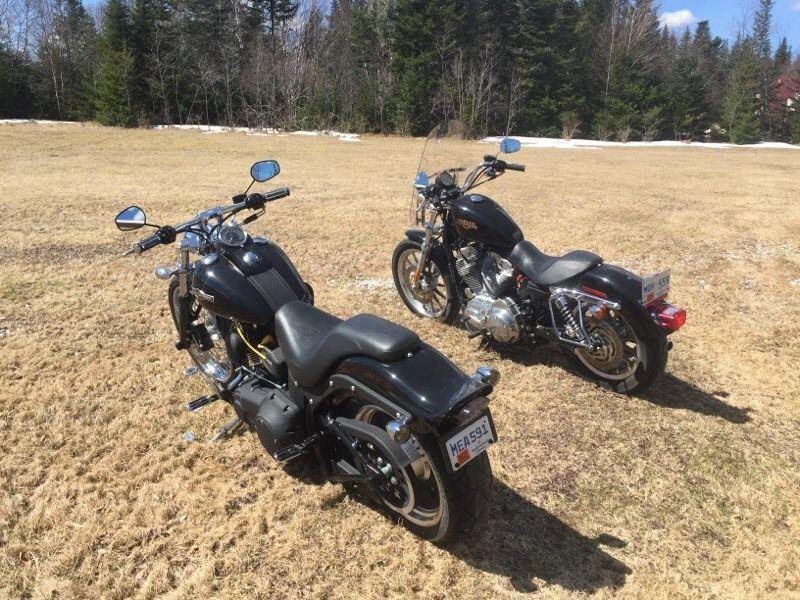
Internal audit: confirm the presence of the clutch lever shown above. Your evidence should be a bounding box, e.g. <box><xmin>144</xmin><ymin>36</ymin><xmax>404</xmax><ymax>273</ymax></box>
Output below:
<box><xmin>241</xmin><ymin>208</ymin><xmax>264</xmax><ymax>225</ymax></box>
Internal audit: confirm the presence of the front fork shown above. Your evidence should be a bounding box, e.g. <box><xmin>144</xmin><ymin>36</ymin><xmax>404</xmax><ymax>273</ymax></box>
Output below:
<box><xmin>411</xmin><ymin>221</ymin><xmax>435</xmax><ymax>290</ymax></box>
<box><xmin>173</xmin><ymin>244</ymin><xmax>193</xmax><ymax>346</ymax></box>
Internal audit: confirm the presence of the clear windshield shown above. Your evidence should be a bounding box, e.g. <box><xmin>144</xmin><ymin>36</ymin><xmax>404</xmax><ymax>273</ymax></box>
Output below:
<box><xmin>410</xmin><ymin>120</ymin><xmax>475</xmax><ymax>224</ymax></box>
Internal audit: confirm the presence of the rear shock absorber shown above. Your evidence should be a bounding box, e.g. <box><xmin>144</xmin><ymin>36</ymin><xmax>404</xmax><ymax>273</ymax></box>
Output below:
<box><xmin>553</xmin><ymin>296</ymin><xmax>587</xmax><ymax>342</ymax></box>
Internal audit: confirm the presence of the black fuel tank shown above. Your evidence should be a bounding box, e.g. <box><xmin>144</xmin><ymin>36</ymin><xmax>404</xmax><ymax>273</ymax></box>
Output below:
<box><xmin>450</xmin><ymin>194</ymin><xmax>523</xmax><ymax>249</ymax></box>
<box><xmin>192</xmin><ymin>237</ymin><xmax>310</xmax><ymax>325</ymax></box>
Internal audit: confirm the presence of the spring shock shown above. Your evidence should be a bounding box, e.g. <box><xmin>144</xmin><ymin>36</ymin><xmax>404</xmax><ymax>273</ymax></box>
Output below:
<box><xmin>554</xmin><ymin>296</ymin><xmax>587</xmax><ymax>341</ymax></box>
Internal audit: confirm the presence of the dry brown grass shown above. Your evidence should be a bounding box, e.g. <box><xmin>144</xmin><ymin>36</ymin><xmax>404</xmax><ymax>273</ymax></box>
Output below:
<box><xmin>1</xmin><ymin>123</ymin><xmax>799</xmax><ymax>599</ymax></box>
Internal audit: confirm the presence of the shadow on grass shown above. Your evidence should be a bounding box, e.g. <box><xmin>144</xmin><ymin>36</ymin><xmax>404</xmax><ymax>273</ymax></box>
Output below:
<box><xmin>641</xmin><ymin>373</ymin><xmax>751</xmax><ymax>424</ymax></box>
<box><xmin>486</xmin><ymin>342</ymin><xmax>751</xmax><ymax>424</ymax></box>
<box><xmin>450</xmin><ymin>481</ymin><xmax>630</xmax><ymax>593</ymax></box>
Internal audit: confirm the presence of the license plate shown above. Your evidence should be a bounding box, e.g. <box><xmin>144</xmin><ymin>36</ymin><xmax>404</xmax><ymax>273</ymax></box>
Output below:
<box><xmin>443</xmin><ymin>414</ymin><xmax>496</xmax><ymax>471</ymax></box>
<box><xmin>641</xmin><ymin>269</ymin><xmax>671</xmax><ymax>305</ymax></box>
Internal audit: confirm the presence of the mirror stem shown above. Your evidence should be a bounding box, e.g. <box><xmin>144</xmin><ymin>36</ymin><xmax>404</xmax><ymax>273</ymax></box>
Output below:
<box><xmin>242</xmin><ymin>178</ymin><xmax>255</xmax><ymax>196</ymax></box>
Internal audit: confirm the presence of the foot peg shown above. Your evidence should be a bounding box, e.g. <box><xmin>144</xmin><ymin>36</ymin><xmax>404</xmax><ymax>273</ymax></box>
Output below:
<box><xmin>183</xmin><ymin>365</ymin><xmax>199</xmax><ymax>377</ymax></box>
<box><xmin>187</xmin><ymin>394</ymin><xmax>218</xmax><ymax>412</ymax></box>
<box><xmin>210</xmin><ymin>416</ymin><xmax>244</xmax><ymax>442</ymax></box>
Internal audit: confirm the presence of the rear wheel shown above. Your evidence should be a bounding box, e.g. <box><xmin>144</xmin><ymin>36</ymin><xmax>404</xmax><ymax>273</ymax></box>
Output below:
<box><xmin>350</xmin><ymin>405</ymin><xmax>492</xmax><ymax>544</ymax></box>
<box><xmin>168</xmin><ymin>279</ymin><xmax>235</xmax><ymax>390</ymax></box>
<box><xmin>392</xmin><ymin>239</ymin><xmax>459</xmax><ymax>323</ymax></box>
<box><xmin>563</xmin><ymin>305</ymin><xmax>667</xmax><ymax>395</ymax></box>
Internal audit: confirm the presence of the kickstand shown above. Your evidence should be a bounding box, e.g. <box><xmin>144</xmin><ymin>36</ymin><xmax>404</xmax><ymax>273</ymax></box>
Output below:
<box><xmin>210</xmin><ymin>416</ymin><xmax>244</xmax><ymax>443</ymax></box>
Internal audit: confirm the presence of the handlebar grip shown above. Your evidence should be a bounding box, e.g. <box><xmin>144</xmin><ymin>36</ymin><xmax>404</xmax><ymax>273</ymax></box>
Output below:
<box><xmin>137</xmin><ymin>234</ymin><xmax>162</xmax><ymax>253</ymax></box>
<box><xmin>505</xmin><ymin>163</ymin><xmax>526</xmax><ymax>172</ymax></box>
<box><xmin>264</xmin><ymin>187</ymin><xmax>290</xmax><ymax>202</ymax></box>
<box><xmin>135</xmin><ymin>226</ymin><xmax>176</xmax><ymax>253</ymax></box>
<box><xmin>245</xmin><ymin>187</ymin><xmax>290</xmax><ymax>210</ymax></box>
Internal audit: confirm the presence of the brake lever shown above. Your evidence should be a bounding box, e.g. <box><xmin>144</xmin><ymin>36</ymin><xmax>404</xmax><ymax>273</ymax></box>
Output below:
<box><xmin>122</xmin><ymin>246</ymin><xmax>139</xmax><ymax>257</ymax></box>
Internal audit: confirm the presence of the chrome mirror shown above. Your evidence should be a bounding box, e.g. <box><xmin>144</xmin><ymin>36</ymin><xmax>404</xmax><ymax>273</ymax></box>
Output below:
<box><xmin>250</xmin><ymin>160</ymin><xmax>280</xmax><ymax>182</ymax></box>
<box><xmin>115</xmin><ymin>206</ymin><xmax>147</xmax><ymax>231</ymax></box>
<box><xmin>499</xmin><ymin>138</ymin><xmax>521</xmax><ymax>154</ymax></box>
<box><xmin>414</xmin><ymin>172</ymin><xmax>429</xmax><ymax>189</ymax></box>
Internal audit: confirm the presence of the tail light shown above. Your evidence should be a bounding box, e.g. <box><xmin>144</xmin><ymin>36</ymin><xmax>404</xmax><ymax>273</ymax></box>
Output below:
<box><xmin>652</xmin><ymin>301</ymin><xmax>686</xmax><ymax>333</ymax></box>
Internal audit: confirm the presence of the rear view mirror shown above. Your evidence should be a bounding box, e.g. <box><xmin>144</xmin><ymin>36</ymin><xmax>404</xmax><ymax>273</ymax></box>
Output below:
<box><xmin>251</xmin><ymin>160</ymin><xmax>280</xmax><ymax>182</ymax></box>
<box><xmin>499</xmin><ymin>138</ymin><xmax>521</xmax><ymax>154</ymax></box>
<box><xmin>115</xmin><ymin>206</ymin><xmax>147</xmax><ymax>231</ymax></box>
<box><xmin>414</xmin><ymin>172</ymin><xmax>429</xmax><ymax>189</ymax></box>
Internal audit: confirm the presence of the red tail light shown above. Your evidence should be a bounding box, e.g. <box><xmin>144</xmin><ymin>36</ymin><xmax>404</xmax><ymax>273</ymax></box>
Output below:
<box><xmin>652</xmin><ymin>301</ymin><xmax>686</xmax><ymax>333</ymax></box>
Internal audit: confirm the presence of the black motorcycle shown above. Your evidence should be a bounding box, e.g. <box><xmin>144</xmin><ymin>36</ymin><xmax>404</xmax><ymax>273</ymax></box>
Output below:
<box><xmin>392</xmin><ymin>121</ymin><xmax>686</xmax><ymax>394</ymax></box>
<box><xmin>115</xmin><ymin>159</ymin><xmax>498</xmax><ymax>543</ymax></box>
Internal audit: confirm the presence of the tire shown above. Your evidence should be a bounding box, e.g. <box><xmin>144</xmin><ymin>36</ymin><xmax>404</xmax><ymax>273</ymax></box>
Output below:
<box><xmin>563</xmin><ymin>304</ymin><xmax>668</xmax><ymax>395</ymax></box>
<box><xmin>348</xmin><ymin>404</ymin><xmax>492</xmax><ymax>544</ymax></box>
<box><xmin>407</xmin><ymin>432</ymin><xmax>493</xmax><ymax>545</ymax></box>
<box><xmin>168</xmin><ymin>279</ymin><xmax>236</xmax><ymax>390</ymax></box>
<box><xmin>391</xmin><ymin>239</ymin><xmax>459</xmax><ymax>324</ymax></box>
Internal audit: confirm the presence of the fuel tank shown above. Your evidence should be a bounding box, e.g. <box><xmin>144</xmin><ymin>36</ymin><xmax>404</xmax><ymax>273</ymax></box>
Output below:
<box><xmin>450</xmin><ymin>194</ymin><xmax>523</xmax><ymax>249</ymax></box>
<box><xmin>192</xmin><ymin>236</ymin><xmax>310</xmax><ymax>325</ymax></box>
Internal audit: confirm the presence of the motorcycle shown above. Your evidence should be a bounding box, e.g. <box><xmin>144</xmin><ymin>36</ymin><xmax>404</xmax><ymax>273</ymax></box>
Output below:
<box><xmin>391</xmin><ymin>121</ymin><xmax>686</xmax><ymax>394</ymax></box>
<box><xmin>114</xmin><ymin>159</ymin><xmax>498</xmax><ymax>543</ymax></box>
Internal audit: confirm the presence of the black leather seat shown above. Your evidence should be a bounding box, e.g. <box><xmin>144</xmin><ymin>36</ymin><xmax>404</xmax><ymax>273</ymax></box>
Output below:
<box><xmin>274</xmin><ymin>301</ymin><xmax>421</xmax><ymax>388</ymax></box>
<box><xmin>510</xmin><ymin>240</ymin><xmax>602</xmax><ymax>287</ymax></box>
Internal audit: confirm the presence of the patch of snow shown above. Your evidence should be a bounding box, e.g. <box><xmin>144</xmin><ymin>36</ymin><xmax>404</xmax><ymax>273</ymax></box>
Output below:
<box><xmin>292</xmin><ymin>130</ymin><xmax>361</xmax><ymax>142</ymax></box>
<box><xmin>0</xmin><ymin>119</ymin><xmax>80</xmax><ymax>125</ymax></box>
<box><xmin>790</xmin><ymin>279</ymin><xmax>800</xmax><ymax>287</ymax></box>
<box><xmin>482</xmin><ymin>136</ymin><xmax>800</xmax><ymax>150</ymax></box>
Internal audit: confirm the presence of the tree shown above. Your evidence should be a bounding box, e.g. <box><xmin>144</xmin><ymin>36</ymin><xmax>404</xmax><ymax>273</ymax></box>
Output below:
<box><xmin>94</xmin><ymin>0</ymin><xmax>134</xmax><ymax>126</ymax></box>
<box><xmin>723</xmin><ymin>39</ymin><xmax>762</xmax><ymax>144</ymax></box>
<box><xmin>36</xmin><ymin>0</ymin><xmax>98</xmax><ymax>119</ymax></box>
<box><xmin>665</xmin><ymin>53</ymin><xmax>708</xmax><ymax>139</ymax></box>
<box><xmin>0</xmin><ymin>42</ymin><xmax>35</xmax><ymax>117</ymax></box>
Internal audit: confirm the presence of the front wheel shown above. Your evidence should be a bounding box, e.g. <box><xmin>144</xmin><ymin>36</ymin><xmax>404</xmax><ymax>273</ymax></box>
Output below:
<box><xmin>351</xmin><ymin>405</ymin><xmax>492</xmax><ymax>544</ymax></box>
<box><xmin>392</xmin><ymin>239</ymin><xmax>459</xmax><ymax>323</ymax></box>
<box><xmin>563</xmin><ymin>305</ymin><xmax>668</xmax><ymax>395</ymax></box>
<box><xmin>168</xmin><ymin>279</ymin><xmax>235</xmax><ymax>391</ymax></box>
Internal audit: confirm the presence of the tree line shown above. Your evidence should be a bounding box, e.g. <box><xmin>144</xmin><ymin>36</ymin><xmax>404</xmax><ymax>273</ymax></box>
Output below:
<box><xmin>1</xmin><ymin>0</ymin><xmax>799</xmax><ymax>143</ymax></box>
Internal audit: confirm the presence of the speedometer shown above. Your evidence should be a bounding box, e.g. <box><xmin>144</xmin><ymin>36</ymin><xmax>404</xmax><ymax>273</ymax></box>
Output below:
<box><xmin>219</xmin><ymin>223</ymin><xmax>247</xmax><ymax>247</ymax></box>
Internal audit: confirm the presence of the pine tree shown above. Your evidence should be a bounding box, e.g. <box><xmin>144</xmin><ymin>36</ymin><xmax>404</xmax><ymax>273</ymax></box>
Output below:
<box><xmin>94</xmin><ymin>0</ymin><xmax>135</xmax><ymax>126</ymax></box>
<box><xmin>665</xmin><ymin>53</ymin><xmax>708</xmax><ymax>139</ymax></box>
<box><xmin>390</xmin><ymin>0</ymin><xmax>463</xmax><ymax>134</ymax></box>
<box><xmin>752</xmin><ymin>0</ymin><xmax>775</xmax><ymax>137</ymax></box>
<box><xmin>0</xmin><ymin>43</ymin><xmax>35</xmax><ymax>118</ymax></box>
<box><xmin>723</xmin><ymin>40</ymin><xmax>762</xmax><ymax>144</ymax></box>
<box><xmin>774</xmin><ymin>38</ymin><xmax>792</xmax><ymax>74</ymax></box>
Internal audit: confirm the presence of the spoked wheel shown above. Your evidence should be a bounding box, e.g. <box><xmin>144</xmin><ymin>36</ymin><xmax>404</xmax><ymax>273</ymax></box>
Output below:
<box><xmin>349</xmin><ymin>405</ymin><xmax>492</xmax><ymax>544</ymax></box>
<box><xmin>392</xmin><ymin>239</ymin><xmax>458</xmax><ymax>323</ymax></box>
<box><xmin>564</xmin><ymin>306</ymin><xmax>667</xmax><ymax>395</ymax></box>
<box><xmin>169</xmin><ymin>280</ymin><xmax>235</xmax><ymax>390</ymax></box>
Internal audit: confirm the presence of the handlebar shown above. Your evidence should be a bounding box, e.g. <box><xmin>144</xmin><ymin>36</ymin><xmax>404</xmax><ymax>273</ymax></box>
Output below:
<box><xmin>504</xmin><ymin>163</ymin><xmax>526</xmax><ymax>172</ymax></box>
<box><xmin>124</xmin><ymin>187</ymin><xmax>290</xmax><ymax>256</ymax></box>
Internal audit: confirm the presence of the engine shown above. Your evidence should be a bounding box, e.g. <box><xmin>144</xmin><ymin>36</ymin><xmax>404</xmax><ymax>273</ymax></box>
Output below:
<box><xmin>458</xmin><ymin>245</ymin><xmax>525</xmax><ymax>343</ymax></box>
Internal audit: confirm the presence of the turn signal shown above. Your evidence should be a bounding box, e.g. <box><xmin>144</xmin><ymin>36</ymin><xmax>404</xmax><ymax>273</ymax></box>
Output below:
<box><xmin>653</xmin><ymin>302</ymin><xmax>686</xmax><ymax>333</ymax></box>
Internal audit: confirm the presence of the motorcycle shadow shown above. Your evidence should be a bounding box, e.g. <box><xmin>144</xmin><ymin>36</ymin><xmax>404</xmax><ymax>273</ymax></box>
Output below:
<box><xmin>641</xmin><ymin>374</ymin><xmax>751</xmax><ymax>424</ymax></box>
<box><xmin>485</xmin><ymin>342</ymin><xmax>751</xmax><ymax>424</ymax></box>
<box><xmin>451</xmin><ymin>480</ymin><xmax>631</xmax><ymax>593</ymax></box>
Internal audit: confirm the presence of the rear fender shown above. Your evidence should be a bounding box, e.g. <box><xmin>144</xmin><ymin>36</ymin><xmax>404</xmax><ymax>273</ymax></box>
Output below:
<box><xmin>308</xmin><ymin>342</ymin><xmax>491</xmax><ymax>435</ymax></box>
<box><xmin>565</xmin><ymin>264</ymin><xmax>663</xmax><ymax>338</ymax></box>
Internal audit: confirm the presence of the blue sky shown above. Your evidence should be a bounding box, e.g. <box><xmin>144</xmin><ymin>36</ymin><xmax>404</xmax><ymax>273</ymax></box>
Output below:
<box><xmin>658</xmin><ymin>0</ymin><xmax>800</xmax><ymax>53</ymax></box>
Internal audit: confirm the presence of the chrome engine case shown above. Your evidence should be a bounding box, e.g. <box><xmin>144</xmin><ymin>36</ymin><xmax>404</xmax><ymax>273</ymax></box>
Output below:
<box><xmin>463</xmin><ymin>294</ymin><xmax>523</xmax><ymax>344</ymax></box>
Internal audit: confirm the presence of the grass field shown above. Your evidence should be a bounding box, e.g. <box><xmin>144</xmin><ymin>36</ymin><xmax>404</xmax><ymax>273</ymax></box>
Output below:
<box><xmin>1</xmin><ymin>123</ymin><xmax>799</xmax><ymax>599</ymax></box>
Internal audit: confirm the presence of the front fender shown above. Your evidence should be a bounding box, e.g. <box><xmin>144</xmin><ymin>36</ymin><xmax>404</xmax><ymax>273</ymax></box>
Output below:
<box><xmin>334</xmin><ymin>343</ymin><xmax>491</xmax><ymax>434</ymax></box>
<box><xmin>566</xmin><ymin>264</ymin><xmax>662</xmax><ymax>338</ymax></box>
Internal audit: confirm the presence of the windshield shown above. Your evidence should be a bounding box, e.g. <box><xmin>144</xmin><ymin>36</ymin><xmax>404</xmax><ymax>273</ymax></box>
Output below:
<box><xmin>410</xmin><ymin>120</ymin><xmax>474</xmax><ymax>224</ymax></box>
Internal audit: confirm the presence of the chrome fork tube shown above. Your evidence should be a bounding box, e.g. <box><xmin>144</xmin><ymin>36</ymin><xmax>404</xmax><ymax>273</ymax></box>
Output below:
<box><xmin>412</xmin><ymin>215</ymin><xmax>436</xmax><ymax>290</ymax></box>
<box><xmin>178</xmin><ymin>246</ymin><xmax>191</xmax><ymax>295</ymax></box>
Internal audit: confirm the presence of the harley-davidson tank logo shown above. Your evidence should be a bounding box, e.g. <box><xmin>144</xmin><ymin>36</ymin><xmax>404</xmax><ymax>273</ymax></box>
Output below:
<box><xmin>456</xmin><ymin>218</ymin><xmax>478</xmax><ymax>231</ymax></box>
<box><xmin>194</xmin><ymin>289</ymin><xmax>215</xmax><ymax>303</ymax></box>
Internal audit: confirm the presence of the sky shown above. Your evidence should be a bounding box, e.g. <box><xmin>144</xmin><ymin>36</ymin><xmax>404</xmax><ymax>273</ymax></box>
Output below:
<box><xmin>658</xmin><ymin>0</ymin><xmax>800</xmax><ymax>53</ymax></box>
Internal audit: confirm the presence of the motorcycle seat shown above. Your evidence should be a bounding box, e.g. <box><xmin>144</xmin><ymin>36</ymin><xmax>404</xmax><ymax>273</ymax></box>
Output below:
<box><xmin>274</xmin><ymin>301</ymin><xmax>421</xmax><ymax>388</ymax></box>
<box><xmin>510</xmin><ymin>240</ymin><xmax>602</xmax><ymax>287</ymax></box>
